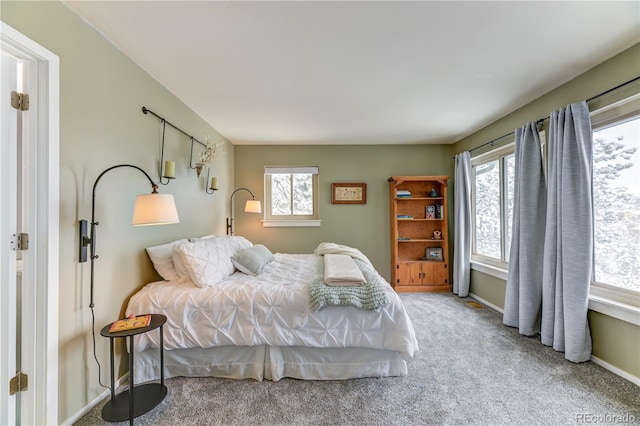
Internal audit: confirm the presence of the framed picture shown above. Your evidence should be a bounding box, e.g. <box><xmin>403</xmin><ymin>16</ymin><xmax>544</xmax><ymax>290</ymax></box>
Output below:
<box><xmin>331</xmin><ymin>183</ymin><xmax>367</xmax><ymax>204</ymax></box>
<box><xmin>426</xmin><ymin>247</ymin><xmax>443</xmax><ymax>261</ymax></box>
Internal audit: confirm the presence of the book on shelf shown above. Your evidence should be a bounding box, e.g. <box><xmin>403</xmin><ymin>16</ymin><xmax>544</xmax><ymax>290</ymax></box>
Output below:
<box><xmin>109</xmin><ymin>314</ymin><xmax>151</xmax><ymax>332</ymax></box>
<box><xmin>397</xmin><ymin>214</ymin><xmax>414</xmax><ymax>219</ymax></box>
<box><xmin>396</xmin><ymin>190</ymin><xmax>412</xmax><ymax>198</ymax></box>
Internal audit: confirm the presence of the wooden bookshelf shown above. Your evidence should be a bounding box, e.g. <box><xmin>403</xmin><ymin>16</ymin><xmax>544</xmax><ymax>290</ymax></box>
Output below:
<box><xmin>389</xmin><ymin>176</ymin><xmax>450</xmax><ymax>292</ymax></box>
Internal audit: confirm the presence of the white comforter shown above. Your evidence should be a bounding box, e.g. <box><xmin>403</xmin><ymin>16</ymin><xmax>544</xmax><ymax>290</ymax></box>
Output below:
<box><xmin>126</xmin><ymin>253</ymin><xmax>418</xmax><ymax>356</ymax></box>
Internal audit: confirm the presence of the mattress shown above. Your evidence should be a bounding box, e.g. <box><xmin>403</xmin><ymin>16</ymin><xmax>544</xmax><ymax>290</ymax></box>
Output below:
<box><xmin>126</xmin><ymin>253</ymin><xmax>418</xmax><ymax>357</ymax></box>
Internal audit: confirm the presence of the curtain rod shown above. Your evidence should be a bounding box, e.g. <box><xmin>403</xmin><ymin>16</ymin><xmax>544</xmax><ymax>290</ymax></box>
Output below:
<box><xmin>457</xmin><ymin>75</ymin><xmax>640</xmax><ymax>158</ymax></box>
<box><xmin>142</xmin><ymin>106</ymin><xmax>207</xmax><ymax>148</ymax></box>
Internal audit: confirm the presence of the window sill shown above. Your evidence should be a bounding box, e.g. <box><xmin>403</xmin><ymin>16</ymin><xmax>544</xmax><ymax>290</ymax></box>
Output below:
<box><xmin>470</xmin><ymin>261</ymin><xmax>639</xmax><ymax>326</ymax></box>
<box><xmin>589</xmin><ymin>295</ymin><xmax>640</xmax><ymax>326</ymax></box>
<box><xmin>262</xmin><ymin>219</ymin><xmax>321</xmax><ymax>228</ymax></box>
<box><xmin>470</xmin><ymin>260</ymin><xmax>508</xmax><ymax>280</ymax></box>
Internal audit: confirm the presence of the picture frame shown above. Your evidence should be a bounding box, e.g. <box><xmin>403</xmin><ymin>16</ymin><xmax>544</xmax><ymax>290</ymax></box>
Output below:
<box><xmin>426</xmin><ymin>247</ymin><xmax>443</xmax><ymax>261</ymax></box>
<box><xmin>331</xmin><ymin>183</ymin><xmax>367</xmax><ymax>204</ymax></box>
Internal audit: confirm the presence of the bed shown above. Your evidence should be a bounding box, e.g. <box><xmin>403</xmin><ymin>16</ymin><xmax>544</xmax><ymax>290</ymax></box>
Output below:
<box><xmin>126</xmin><ymin>236</ymin><xmax>419</xmax><ymax>383</ymax></box>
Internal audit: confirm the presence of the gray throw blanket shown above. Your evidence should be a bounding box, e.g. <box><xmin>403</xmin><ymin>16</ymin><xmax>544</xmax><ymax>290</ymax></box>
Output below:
<box><xmin>309</xmin><ymin>259</ymin><xmax>391</xmax><ymax>311</ymax></box>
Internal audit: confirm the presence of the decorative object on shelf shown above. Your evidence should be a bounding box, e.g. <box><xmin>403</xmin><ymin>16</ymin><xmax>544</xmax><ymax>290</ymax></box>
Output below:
<box><xmin>435</xmin><ymin>204</ymin><xmax>443</xmax><ymax>219</ymax></box>
<box><xmin>426</xmin><ymin>205</ymin><xmax>436</xmax><ymax>219</ymax></box>
<box><xmin>331</xmin><ymin>183</ymin><xmax>367</xmax><ymax>204</ymax></box>
<box><xmin>227</xmin><ymin>187</ymin><xmax>262</xmax><ymax>235</ymax></box>
<box><xmin>426</xmin><ymin>247</ymin><xmax>443</xmax><ymax>261</ymax></box>
<box><xmin>429</xmin><ymin>188</ymin><xmax>439</xmax><ymax>197</ymax></box>
<box><xmin>432</xmin><ymin>230</ymin><xmax>442</xmax><ymax>240</ymax></box>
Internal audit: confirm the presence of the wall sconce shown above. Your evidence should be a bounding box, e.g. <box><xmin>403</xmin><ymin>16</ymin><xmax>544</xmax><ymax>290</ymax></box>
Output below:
<box><xmin>227</xmin><ymin>188</ymin><xmax>262</xmax><ymax>235</ymax></box>
<box><xmin>205</xmin><ymin>168</ymin><xmax>218</xmax><ymax>194</ymax></box>
<box><xmin>141</xmin><ymin>106</ymin><xmax>207</xmax><ymax>179</ymax></box>
<box><xmin>78</xmin><ymin>164</ymin><xmax>180</xmax><ymax>309</ymax></box>
<box><xmin>158</xmin><ymin>119</ymin><xmax>176</xmax><ymax>185</ymax></box>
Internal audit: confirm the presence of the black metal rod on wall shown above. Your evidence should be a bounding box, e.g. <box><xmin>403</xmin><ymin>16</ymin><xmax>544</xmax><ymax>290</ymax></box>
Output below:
<box><xmin>455</xmin><ymin>75</ymin><xmax>640</xmax><ymax>158</ymax></box>
<box><xmin>142</xmin><ymin>106</ymin><xmax>207</xmax><ymax>148</ymax></box>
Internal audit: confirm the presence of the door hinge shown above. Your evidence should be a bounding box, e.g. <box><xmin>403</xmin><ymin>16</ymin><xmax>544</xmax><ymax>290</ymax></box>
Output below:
<box><xmin>10</xmin><ymin>233</ymin><xmax>29</xmax><ymax>251</ymax></box>
<box><xmin>10</xmin><ymin>91</ymin><xmax>30</xmax><ymax>111</ymax></box>
<box><xmin>9</xmin><ymin>371</ymin><xmax>28</xmax><ymax>395</ymax></box>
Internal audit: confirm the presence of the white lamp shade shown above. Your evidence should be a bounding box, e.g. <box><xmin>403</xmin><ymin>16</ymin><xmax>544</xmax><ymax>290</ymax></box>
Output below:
<box><xmin>244</xmin><ymin>199</ymin><xmax>262</xmax><ymax>214</ymax></box>
<box><xmin>132</xmin><ymin>193</ymin><xmax>180</xmax><ymax>226</ymax></box>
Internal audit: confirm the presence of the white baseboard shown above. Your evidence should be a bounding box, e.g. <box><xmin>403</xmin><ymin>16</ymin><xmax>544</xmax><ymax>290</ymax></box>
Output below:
<box><xmin>61</xmin><ymin>373</ymin><xmax>129</xmax><ymax>426</ymax></box>
<box><xmin>469</xmin><ymin>292</ymin><xmax>504</xmax><ymax>313</ymax></box>
<box><xmin>590</xmin><ymin>355</ymin><xmax>640</xmax><ymax>387</ymax></box>
<box><xmin>469</xmin><ymin>292</ymin><xmax>640</xmax><ymax>386</ymax></box>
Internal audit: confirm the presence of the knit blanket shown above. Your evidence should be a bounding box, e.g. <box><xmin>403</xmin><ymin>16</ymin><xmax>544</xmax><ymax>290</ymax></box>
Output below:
<box><xmin>309</xmin><ymin>259</ymin><xmax>391</xmax><ymax>311</ymax></box>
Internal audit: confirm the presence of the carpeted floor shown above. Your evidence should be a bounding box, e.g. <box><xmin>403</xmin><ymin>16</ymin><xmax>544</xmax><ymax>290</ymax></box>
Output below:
<box><xmin>75</xmin><ymin>293</ymin><xmax>639</xmax><ymax>425</ymax></box>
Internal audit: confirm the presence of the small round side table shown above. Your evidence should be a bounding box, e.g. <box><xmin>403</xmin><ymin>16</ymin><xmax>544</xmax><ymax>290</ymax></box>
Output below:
<box><xmin>100</xmin><ymin>314</ymin><xmax>167</xmax><ymax>425</ymax></box>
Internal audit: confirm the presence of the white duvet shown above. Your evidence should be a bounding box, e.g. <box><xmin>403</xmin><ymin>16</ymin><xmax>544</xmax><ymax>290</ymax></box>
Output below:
<box><xmin>126</xmin><ymin>253</ymin><xmax>418</xmax><ymax>357</ymax></box>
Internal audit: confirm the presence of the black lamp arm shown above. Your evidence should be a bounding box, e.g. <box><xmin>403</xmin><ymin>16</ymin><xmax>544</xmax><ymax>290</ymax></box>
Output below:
<box><xmin>80</xmin><ymin>164</ymin><xmax>158</xmax><ymax>308</ymax></box>
<box><xmin>226</xmin><ymin>188</ymin><xmax>256</xmax><ymax>235</ymax></box>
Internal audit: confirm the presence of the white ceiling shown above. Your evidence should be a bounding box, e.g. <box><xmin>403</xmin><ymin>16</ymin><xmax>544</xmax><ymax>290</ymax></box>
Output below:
<box><xmin>63</xmin><ymin>1</ymin><xmax>640</xmax><ymax>145</ymax></box>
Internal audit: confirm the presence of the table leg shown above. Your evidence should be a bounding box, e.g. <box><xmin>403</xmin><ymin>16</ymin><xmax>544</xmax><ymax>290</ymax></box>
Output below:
<box><xmin>109</xmin><ymin>338</ymin><xmax>115</xmax><ymax>400</ymax></box>
<box><xmin>160</xmin><ymin>325</ymin><xmax>164</xmax><ymax>387</ymax></box>
<box><xmin>129</xmin><ymin>334</ymin><xmax>134</xmax><ymax>426</ymax></box>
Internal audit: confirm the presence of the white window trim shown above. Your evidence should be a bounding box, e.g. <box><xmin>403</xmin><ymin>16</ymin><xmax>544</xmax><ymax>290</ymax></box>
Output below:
<box><xmin>470</xmin><ymin>142</ymin><xmax>515</xmax><ymax>266</ymax></box>
<box><xmin>263</xmin><ymin>166</ymin><xmax>320</xmax><ymax>227</ymax></box>
<box><xmin>262</xmin><ymin>219</ymin><xmax>321</xmax><ymax>227</ymax></box>
<box><xmin>588</xmin><ymin>95</ymin><xmax>640</xmax><ymax>325</ymax></box>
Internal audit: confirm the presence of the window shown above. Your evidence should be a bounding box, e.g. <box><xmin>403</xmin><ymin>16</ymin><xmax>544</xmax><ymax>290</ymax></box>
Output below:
<box><xmin>471</xmin><ymin>144</ymin><xmax>515</xmax><ymax>269</ymax></box>
<box><xmin>591</xmin><ymin>95</ymin><xmax>640</xmax><ymax>295</ymax></box>
<box><xmin>263</xmin><ymin>166</ymin><xmax>320</xmax><ymax>227</ymax></box>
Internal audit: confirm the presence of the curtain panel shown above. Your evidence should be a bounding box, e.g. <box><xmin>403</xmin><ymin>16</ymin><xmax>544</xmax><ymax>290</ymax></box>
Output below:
<box><xmin>503</xmin><ymin>122</ymin><xmax>546</xmax><ymax>335</ymax></box>
<box><xmin>453</xmin><ymin>152</ymin><xmax>472</xmax><ymax>297</ymax></box>
<box><xmin>541</xmin><ymin>101</ymin><xmax>593</xmax><ymax>362</ymax></box>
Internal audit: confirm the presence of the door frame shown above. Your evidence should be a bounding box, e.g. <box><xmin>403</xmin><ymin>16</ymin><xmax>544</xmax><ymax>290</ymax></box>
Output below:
<box><xmin>0</xmin><ymin>21</ymin><xmax>59</xmax><ymax>425</ymax></box>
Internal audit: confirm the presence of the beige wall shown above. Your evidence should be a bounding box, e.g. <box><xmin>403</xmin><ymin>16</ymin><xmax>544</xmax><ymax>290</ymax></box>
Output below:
<box><xmin>453</xmin><ymin>43</ymin><xmax>640</xmax><ymax>380</ymax></box>
<box><xmin>2</xmin><ymin>1</ymin><xmax>234</xmax><ymax>422</ymax></box>
<box><xmin>234</xmin><ymin>144</ymin><xmax>454</xmax><ymax>281</ymax></box>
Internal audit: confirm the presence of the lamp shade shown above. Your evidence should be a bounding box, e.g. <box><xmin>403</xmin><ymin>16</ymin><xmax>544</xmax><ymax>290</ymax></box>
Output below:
<box><xmin>132</xmin><ymin>193</ymin><xmax>180</xmax><ymax>226</ymax></box>
<box><xmin>244</xmin><ymin>199</ymin><xmax>262</xmax><ymax>214</ymax></box>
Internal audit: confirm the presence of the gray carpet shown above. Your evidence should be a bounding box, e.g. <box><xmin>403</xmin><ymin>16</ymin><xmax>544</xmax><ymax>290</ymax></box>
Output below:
<box><xmin>75</xmin><ymin>293</ymin><xmax>639</xmax><ymax>425</ymax></box>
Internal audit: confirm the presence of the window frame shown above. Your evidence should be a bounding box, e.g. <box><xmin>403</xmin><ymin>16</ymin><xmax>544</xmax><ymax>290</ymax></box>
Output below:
<box><xmin>262</xmin><ymin>166</ymin><xmax>321</xmax><ymax>228</ymax></box>
<box><xmin>470</xmin><ymin>142</ymin><xmax>515</xmax><ymax>272</ymax></box>
<box><xmin>588</xmin><ymin>94</ymin><xmax>640</xmax><ymax>321</ymax></box>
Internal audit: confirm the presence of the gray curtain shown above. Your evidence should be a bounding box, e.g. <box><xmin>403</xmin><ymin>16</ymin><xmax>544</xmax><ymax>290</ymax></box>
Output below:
<box><xmin>503</xmin><ymin>123</ymin><xmax>546</xmax><ymax>335</ymax></box>
<box><xmin>541</xmin><ymin>101</ymin><xmax>593</xmax><ymax>362</ymax></box>
<box><xmin>453</xmin><ymin>151</ymin><xmax>471</xmax><ymax>297</ymax></box>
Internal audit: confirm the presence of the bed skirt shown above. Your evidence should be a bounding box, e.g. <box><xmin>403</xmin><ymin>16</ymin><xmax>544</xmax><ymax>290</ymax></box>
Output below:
<box><xmin>133</xmin><ymin>345</ymin><xmax>410</xmax><ymax>383</ymax></box>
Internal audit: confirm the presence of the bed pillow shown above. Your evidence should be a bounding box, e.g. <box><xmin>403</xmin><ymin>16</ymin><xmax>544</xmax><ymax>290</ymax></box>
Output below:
<box><xmin>173</xmin><ymin>238</ymin><xmax>238</xmax><ymax>287</ymax></box>
<box><xmin>231</xmin><ymin>244</ymin><xmax>274</xmax><ymax>276</ymax></box>
<box><xmin>145</xmin><ymin>239</ymin><xmax>189</xmax><ymax>281</ymax></box>
<box><xmin>174</xmin><ymin>236</ymin><xmax>254</xmax><ymax>282</ymax></box>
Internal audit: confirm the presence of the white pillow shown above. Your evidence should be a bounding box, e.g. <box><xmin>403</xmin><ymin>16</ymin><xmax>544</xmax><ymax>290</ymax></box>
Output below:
<box><xmin>189</xmin><ymin>234</ymin><xmax>217</xmax><ymax>242</ymax></box>
<box><xmin>145</xmin><ymin>239</ymin><xmax>189</xmax><ymax>281</ymax></box>
<box><xmin>231</xmin><ymin>245</ymin><xmax>274</xmax><ymax>276</ymax></box>
<box><xmin>174</xmin><ymin>236</ymin><xmax>253</xmax><ymax>281</ymax></box>
<box><xmin>173</xmin><ymin>238</ymin><xmax>238</xmax><ymax>287</ymax></box>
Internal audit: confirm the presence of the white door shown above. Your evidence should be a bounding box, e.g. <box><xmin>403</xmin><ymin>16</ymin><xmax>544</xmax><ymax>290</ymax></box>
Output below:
<box><xmin>1</xmin><ymin>22</ymin><xmax>59</xmax><ymax>425</ymax></box>
<box><xmin>0</xmin><ymin>50</ymin><xmax>20</xmax><ymax>426</ymax></box>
